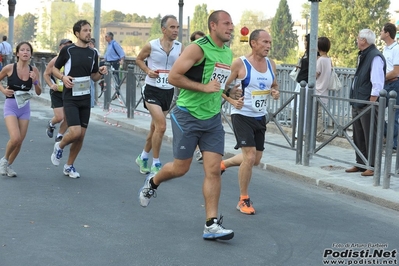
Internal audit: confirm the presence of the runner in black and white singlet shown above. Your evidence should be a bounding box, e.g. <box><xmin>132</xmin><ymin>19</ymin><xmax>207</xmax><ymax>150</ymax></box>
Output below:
<box><xmin>50</xmin><ymin>19</ymin><xmax>107</xmax><ymax>178</ymax></box>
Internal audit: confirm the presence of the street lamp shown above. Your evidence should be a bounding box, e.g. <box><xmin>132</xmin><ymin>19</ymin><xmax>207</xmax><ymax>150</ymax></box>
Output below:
<box><xmin>7</xmin><ymin>0</ymin><xmax>16</xmax><ymax>56</ymax></box>
<box><xmin>178</xmin><ymin>0</ymin><xmax>183</xmax><ymax>42</ymax></box>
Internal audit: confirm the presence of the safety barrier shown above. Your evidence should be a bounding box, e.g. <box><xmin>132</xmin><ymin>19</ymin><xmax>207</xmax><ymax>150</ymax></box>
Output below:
<box><xmin>32</xmin><ymin>57</ymin><xmax>398</xmax><ymax>188</ymax></box>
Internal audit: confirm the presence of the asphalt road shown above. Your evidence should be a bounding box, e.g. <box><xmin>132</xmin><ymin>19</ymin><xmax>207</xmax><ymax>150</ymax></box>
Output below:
<box><xmin>1</xmin><ymin>98</ymin><xmax>398</xmax><ymax>266</ymax></box>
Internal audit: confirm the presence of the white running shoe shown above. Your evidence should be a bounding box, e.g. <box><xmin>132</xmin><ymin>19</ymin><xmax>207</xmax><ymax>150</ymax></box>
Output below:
<box><xmin>6</xmin><ymin>165</ymin><xmax>17</xmax><ymax>177</ymax></box>
<box><xmin>51</xmin><ymin>142</ymin><xmax>63</xmax><ymax>166</ymax></box>
<box><xmin>63</xmin><ymin>164</ymin><xmax>80</xmax><ymax>178</ymax></box>
<box><xmin>195</xmin><ymin>150</ymin><xmax>203</xmax><ymax>163</ymax></box>
<box><xmin>203</xmin><ymin>216</ymin><xmax>234</xmax><ymax>240</ymax></box>
<box><xmin>0</xmin><ymin>157</ymin><xmax>8</xmax><ymax>175</ymax></box>
<box><xmin>138</xmin><ymin>173</ymin><xmax>157</xmax><ymax>207</ymax></box>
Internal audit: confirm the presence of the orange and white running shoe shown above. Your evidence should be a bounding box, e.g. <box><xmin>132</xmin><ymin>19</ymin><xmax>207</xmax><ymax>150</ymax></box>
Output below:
<box><xmin>236</xmin><ymin>198</ymin><xmax>255</xmax><ymax>215</ymax></box>
<box><xmin>220</xmin><ymin>160</ymin><xmax>226</xmax><ymax>175</ymax></box>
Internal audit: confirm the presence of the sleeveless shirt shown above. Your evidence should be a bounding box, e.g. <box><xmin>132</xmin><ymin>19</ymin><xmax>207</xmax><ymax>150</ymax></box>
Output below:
<box><xmin>145</xmin><ymin>38</ymin><xmax>182</xmax><ymax>89</ymax></box>
<box><xmin>231</xmin><ymin>56</ymin><xmax>274</xmax><ymax>117</ymax></box>
<box><xmin>177</xmin><ymin>35</ymin><xmax>233</xmax><ymax>120</ymax></box>
<box><xmin>6</xmin><ymin>63</ymin><xmax>33</xmax><ymax>99</ymax></box>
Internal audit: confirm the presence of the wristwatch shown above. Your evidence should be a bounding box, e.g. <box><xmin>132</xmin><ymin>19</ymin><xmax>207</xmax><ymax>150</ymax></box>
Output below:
<box><xmin>225</xmin><ymin>87</ymin><xmax>232</xmax><ymax>97</ymax></box>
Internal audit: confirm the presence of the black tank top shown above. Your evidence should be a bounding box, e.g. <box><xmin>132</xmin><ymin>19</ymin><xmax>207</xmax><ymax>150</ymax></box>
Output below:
<box><xmin>6</xmin><ymin>63</ymin><xmax>33</xmax><ymax>99</ymax></box>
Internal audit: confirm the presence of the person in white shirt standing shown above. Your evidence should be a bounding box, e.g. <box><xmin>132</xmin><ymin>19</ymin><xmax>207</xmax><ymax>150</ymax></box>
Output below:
<box><xmin>1</xmin><ymin>36</ymin><xmax>13</xmax><ymax>66</ymax></box>
<box><xmin>315</xmin><ymin>37</ymin><xmax>332</xmax><ymax>142</ymax></box>
<box><xmin>380</xmin><ymin>22</ymin><xmax>399</xmax><ymax>152</ymax></box>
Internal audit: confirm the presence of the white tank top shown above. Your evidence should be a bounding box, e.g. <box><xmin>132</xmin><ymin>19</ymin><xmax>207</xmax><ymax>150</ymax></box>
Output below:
<box><xmin>231</xmin><ymin>56</ymin><xmax>275</xmax><ymax>117</ymax></box>
<box><xmin>145</xmin><ymin>38</ymin><xmax>182</xmax><ymax>90</ymax></box>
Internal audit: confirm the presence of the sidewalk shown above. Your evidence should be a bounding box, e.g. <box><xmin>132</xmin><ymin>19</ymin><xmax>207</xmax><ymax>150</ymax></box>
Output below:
<box><xmin>31</xmin><ymin>89</ymin><xmax>399</xmax><ymax>212</ymax></box>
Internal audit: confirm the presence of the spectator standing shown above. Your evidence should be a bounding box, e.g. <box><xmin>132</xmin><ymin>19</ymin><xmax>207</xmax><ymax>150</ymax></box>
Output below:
<box><xmin>44</xmin><ymin>39</ymin><xmax>72</xmax><ymax>142</ymax></box>
<box><xmin>293</xmin><ymin>34</ymin><xmax>310</xmax><ymax>136</ymax></box>
<box><xmin>104</xmin><ymin>32</ymin><xmax>125</xmax><ymax>85</ymax></box>
<box><xmin>50</xmin><ymin>20</ymin><xmax>107</xmax><ymax>178</ymax></box>
<box><xmin>135</xmin><ymin>15</ymin><xmax>184</xmax><ymax>174</ymax></box>
<box><xmin>1</xmin><ymin>36</ymin><xmax>13</xmax><ymax>66</ymax></box>
<box><xmin>0</xmin><ymin>42</ymin><xmax>42</xmax><ymax>177</ymax></box>
<box><xmin>345</xmin><ymin>29</ymin><xmax>386</xmax><ymax>177</ymax></box>
<box><xmin>380</xmin><ymin>22</ymin><xmax>399</xmax><ymax>152</ymax></box>
<box><xmin>220</xmin><ymin>29</ymin><xmax>280</xmax><ymax>215</ymax></box>
<box><xmin>138</xmin><ymin>10</ymin><xmax>235</xmax><ymax>241</ymax></box>
<box><xmin>315</xmin><ymin>37</ymin><xmax>332</xmax><ymax>142</ymax></box>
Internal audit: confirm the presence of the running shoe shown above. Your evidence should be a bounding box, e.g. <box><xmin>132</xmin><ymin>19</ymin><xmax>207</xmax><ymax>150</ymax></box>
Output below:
<box><xmin>150</xmin><ymin>163</ymin><xmax>162</xmax><ymax>174</ymax></box>
<box><xmin>46</xmin><ymin>121</ymin><xmax>55</xmax><ymax>138</ymax></box>
<box><xmin>195</xmin><ymin>150</ymin><xmax>203</xmax><ymax>163</ymax></box>
<box><xmin>138</xmin><ymin>173</ymin><xmax>157</xmax><ymax>207</ymax></box>
<box><xmin>220</xmin><ymin>160</ymin><xmax>226</xmax><ymax>175</ymax></box>
<box><xmin>237</xmin><ymin>198</ymin><xmax>255</xmax><ymax>215</ymax></box>
<box><xmin>0</xmin><ymin>157</ymin><xmax>8</xmax><ymax>175</ymax></box>
<box><xmin>203</xmin><ymin>215</ymin><xmax>234</xmax><ymax>240</ymax></box>
<box><xmin>6</xmin><ymin>165</ymin><xmax>17</xmax><ymax>177</ymax></box>
<box><xmin>63</xmin><ymin>164</ymin><xmax>80</xmax><ymax>178</ymax></box>
<box><xmin>136</xmin><ymin>154</ymin><xmax>150</xmax><ymax>174</ymax></box>
<box><xmin>51</xmin><ymin>142</ymin><xmax>63</xmax><ymax>166</ymax></box>
<box><xmin>55</xmin><ymin>135</ymin><xmax>63</xmax><ymax>142</ymax></box>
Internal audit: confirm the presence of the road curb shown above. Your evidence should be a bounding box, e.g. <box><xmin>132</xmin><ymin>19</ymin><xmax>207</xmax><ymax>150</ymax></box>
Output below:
<box><xmin>31</xmin><ymin>97</ymin><xmax>399</xmax><ymax>212</ymax></box>
<box><xmin>267</xmin><ymin>164</ymin><xmax>399</xmax><ymax>212</ymax></box>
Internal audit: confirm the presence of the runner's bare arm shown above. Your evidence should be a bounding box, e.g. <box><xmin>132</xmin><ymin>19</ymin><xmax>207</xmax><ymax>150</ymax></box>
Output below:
<box><xmin>169</xmin><ymin>44</ymin><xmax>220</xmax><ymax>93</ymax></box>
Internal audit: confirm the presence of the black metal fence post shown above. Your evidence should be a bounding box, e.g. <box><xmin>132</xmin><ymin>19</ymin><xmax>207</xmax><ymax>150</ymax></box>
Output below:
<box><xmin>126</xmin><ymin>64</ymin><xmax>136</xmax><ymax>118</ymax></box>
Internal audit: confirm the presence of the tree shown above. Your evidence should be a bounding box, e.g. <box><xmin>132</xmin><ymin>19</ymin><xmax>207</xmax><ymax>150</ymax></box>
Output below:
<box><xmin>147</xmin><ymin>14</ymin><xmax>163</xmax><ymax>41</ymax></box>
<box><xmin>0</xmin><ymin>16</ymin><xmax>8</xmax><ymax>38</ymax></box>
<box><xmin>125</xmin><ymin>14</ymin><xmax>150</xmax><ymax>23</ymax></box>
<box><xmin>102</xmin><ymin>10</ymin><xmax>126</xmax><ymax>24</ymax></box>
<box><xmin>270</xmin><ymin>0</ymin><xmax>298</xmax><ymax>62</ymax></box>
<box><xmin>122</xmin><ymin>36</ymin><xmax>146</xmax><ymax>57</ymax></box>
<box><xmin>36</xmin><ymin>1</ymin><xmax>78</xmax><ymax>52</ymax></box>
<box><xmin>79</xmin><ymin>2</ymin><xmax>94</xmax><ymax>24</ymax></box>
<box><xmin>229</xmin><ymin>10</ymin><xmax>272</xmax><ymax>59</ymax></box>
<box><xmin>301</xmin><ymin>2</ymin><xmax>311</xmax><ymax>19</ymax></box>
<box><xmin>318</xmin><ymin>0</ymin><xmax>390</xmax><ymax>68</ymax></box>
<box><xmin>14</xmin><ymin>13</ymin><xmax>36</xmax><ymax>44</ymax></box>
<box><xmin>190</xmin><ymin>4</ymin><xmax>208</xmax><ymax>35</ymax></box>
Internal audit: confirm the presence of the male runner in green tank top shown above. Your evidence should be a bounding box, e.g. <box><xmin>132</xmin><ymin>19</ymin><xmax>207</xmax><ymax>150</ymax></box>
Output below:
<box><xmin>138</xmin><ymin>10</ymin><xmax>236</xmax><ymax>241</ymax></box>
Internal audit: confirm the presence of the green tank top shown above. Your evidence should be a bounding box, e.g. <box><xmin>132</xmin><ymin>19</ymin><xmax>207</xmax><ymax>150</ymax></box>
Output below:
<box><xmin>176</xmin><ymin>35</ymin><xmax>233</xmax><ymax>120</ymax></box>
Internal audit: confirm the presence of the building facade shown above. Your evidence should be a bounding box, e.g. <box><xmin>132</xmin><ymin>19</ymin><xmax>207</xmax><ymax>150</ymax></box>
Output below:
<box><xmin>99</xmin><ymin>22</ymin><xmax>188</xmax><ymax>56</ymax></box>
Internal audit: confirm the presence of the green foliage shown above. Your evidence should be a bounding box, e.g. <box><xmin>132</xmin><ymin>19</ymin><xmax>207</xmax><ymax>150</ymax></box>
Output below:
<box><xmin>190</xmin><ymin>4</ymin><xmax>208</xmax><ymax>34</ymax></box>
<box><xmin>0</xmin><ymin>16</ymin><xmax>8</xmax><ymax>38</ymax></box>
<box><xmin>148</xmin><ymin>14</ymin><xmax>163</xmax><ymax>41</ymax></box>
<box><xmin>270</xmin><ymin>0</ymin><xmax>298</xmax><ymax>61</ymax></box>
<box><xmin>122</xmin><ymin>36</ymin><xmax>146</xmax><ymax>57</ymax></box>
<box><xmin>319</xmin><ymin>0</ymin><xmax>390</xmax><ymax>68</ymax></box>
<box><xmin>102</xmin><ymin>10</ymin><xmax>126</xmax><ymax>24</ymax></box>
<box><xmin>229</xmin><ymin>10</ymin><xmax>272</xmax><ymax>59</ymax></box>
<box><xmin>14</xmin><ymin>13</ymin><xmax>36</xmax><ymax>44</ymax></box>
<box><xmin>79</xmin><ymin>3</ymin><xmax>94</xmax><ymax>23</ymax></box>
<box><xmin>301</xmin><ymin>3</ymin><xmax>311</xmax><ymax>19</ymax></box>
<box><xmin>49</xmin><ymin>1</ymin><xmax>79</xmax><ymax>50</ymax></box>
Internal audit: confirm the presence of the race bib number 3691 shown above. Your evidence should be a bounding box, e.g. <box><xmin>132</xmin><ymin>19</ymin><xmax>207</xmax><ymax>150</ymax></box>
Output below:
<box><xmin>210</xmin><ymin>63</ymin><xmax>231</xmax><ymax>90</ymax></box>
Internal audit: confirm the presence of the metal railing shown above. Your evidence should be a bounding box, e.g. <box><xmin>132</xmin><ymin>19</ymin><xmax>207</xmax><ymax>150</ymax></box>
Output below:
<box><xmin>31</xmin><ymin>58</ymin><xmax>398</xmax><ymax>189</ymax></box>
